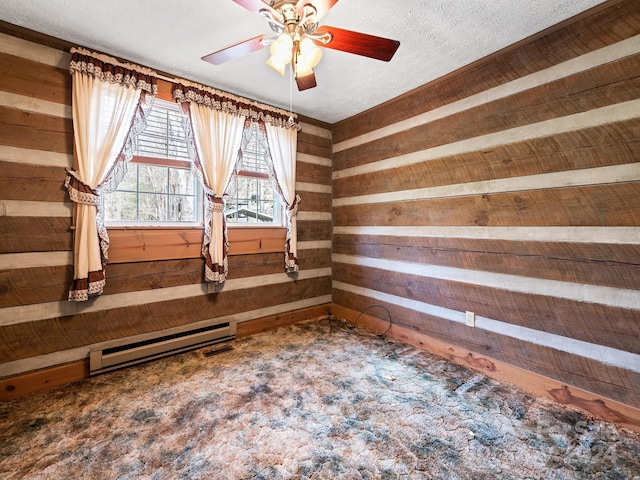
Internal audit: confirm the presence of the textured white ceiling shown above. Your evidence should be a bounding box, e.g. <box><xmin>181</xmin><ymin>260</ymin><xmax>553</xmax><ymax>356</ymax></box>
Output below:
<box><xmin>0</xmin><ymin>0</ymin><xmax>605</xmax><ymax>124</ymax></box>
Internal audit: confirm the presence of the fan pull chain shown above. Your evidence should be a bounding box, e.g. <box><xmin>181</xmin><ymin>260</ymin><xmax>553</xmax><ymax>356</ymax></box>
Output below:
<box><xmin>288</xmin><ymin>63</ymin><xmax>294</xmax><ymax>123</ymax></box>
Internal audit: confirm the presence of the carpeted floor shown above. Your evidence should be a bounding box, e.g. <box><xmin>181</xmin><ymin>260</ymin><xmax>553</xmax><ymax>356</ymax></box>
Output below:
<box><xmin>1</xmin><ymin>318</ymin><xmax>639</xmax><ymax>479</ymax></box>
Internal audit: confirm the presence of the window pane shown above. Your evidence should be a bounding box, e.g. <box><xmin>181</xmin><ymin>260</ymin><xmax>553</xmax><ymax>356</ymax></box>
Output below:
<box><xmin>138</xmin><ymin>164</ymin><xmax>168</xmax><ymax>194</ymax></box>
<box><xmin>117</xmin><ymin>164</ymin><xmax>138</xmax><ymax>191</ymax></box>
<box><xmin>169</xmin><ymin>195</ymin><xmax>196</xmax><ymax>222</ymax></box>
<box><xmin>169</xmin><ymin>167</ymin><xmax>194</xmax><ymax>195</ymax></box>
<box><xmin>139</xmin><ymin>193</ymin><xmax>168</xmax><ymax>221</ymax></box>
<box><xmin>226</xmin><ymin>176</ymin><xmax>277</xmax><ymax>223</ymax></box>
<box><xmin>103</xmin><ymin>99</ymin><xmax>200</xmax><ymax>226</ymax></box>
<box><xmin>137</xmin><ymin>105</ymin><xmax>189</xmax><ymax>160</ymax></box>
<box><xmin>104</xmin><ymin>191</ymin><xmax>137</xmax><ymax>221</ymax></box>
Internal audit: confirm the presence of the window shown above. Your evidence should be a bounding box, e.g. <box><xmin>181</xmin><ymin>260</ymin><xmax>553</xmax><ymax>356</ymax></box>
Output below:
<box><xmin>103</xmin><ymin>92</ymin><xmax>288</xmax><ymax>263</ymax></box>
<box><xmin>103</xmin><ymin>99</ymin><xmax>202</xmax><ymax>226</ymax></box>
<box><xmin>225</xmin><ymin>122</ymin><xmax>283</xmax><ymax>226</ymax></box>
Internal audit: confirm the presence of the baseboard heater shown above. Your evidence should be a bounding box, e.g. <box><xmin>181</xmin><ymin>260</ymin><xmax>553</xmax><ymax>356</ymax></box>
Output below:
<box><xmin>89</xmin><ymin>319</ymin><xmax>236</xmax><ymax>375</ymax></box>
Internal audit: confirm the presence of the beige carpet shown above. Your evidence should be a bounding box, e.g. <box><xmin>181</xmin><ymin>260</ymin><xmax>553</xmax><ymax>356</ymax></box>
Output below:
<box><xmin>1</xmin><ymin>318</ymin><xmax>639</xmax><ymax>479</ymax></box>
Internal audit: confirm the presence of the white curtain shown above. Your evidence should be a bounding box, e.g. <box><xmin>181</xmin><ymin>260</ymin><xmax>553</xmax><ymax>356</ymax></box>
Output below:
<box><xmin>173</xmin><ymin>81</ymin><xmax>301</xmax><ymax>282</ymax></box>
<box><xmin>265</xmin><ymin>122</ymin><xmax>300</xmax><ymax>272</ymax></box>
<box><xmin>65</xmin><ymin>49</ymin><xmax>156</xmax><ymax>301</ymax></box>
<box><xmin>187</xmin><ymin>102</ymin><xmax>246</xmax><ymax>283</ymax></box>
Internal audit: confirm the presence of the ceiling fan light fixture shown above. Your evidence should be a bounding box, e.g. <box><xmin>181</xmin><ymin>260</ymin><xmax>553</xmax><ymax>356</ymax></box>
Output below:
<box><xmin>266</xmin><ymin>55</ymin><xmax>287</xmax><ymax>75</ymax></box>
<box><xmin>203</xmin><ymin>0</ymin><xmax>400</xmax><ymax>91</ymax></box>
<box><xmin>294</xmin><ymin>57</ymin><xmax>314</xmax><ymax>78</ymax></box>
<box><xmin>299</xmin><ymin>37</ymin><xmax>322</xmax><ymax>68</ymax></box>
<box><xmin>270</xmin><ymin>33</ymin><xmax>293</xmax><ymax>64</ymax></box>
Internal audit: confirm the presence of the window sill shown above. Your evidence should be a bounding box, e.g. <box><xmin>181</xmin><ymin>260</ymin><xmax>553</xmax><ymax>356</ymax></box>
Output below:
<box><xmin>107</xmin><ymin>226</ymin><xmax>287</xmax><ymax>264</ymax></box>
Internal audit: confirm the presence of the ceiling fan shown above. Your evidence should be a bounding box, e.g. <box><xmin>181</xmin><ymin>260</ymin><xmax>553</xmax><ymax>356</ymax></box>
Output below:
<box><xmin>202</xmin><ymin>0</ymin><xmax>401</xmax><ymax>91</ymax></box>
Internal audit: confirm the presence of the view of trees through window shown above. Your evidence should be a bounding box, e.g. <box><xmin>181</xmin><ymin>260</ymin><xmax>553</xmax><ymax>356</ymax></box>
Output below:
<box><xmin>105</xmin><ymin>163</ymin><xmax>197</xmax><ymax>222</ymax></box>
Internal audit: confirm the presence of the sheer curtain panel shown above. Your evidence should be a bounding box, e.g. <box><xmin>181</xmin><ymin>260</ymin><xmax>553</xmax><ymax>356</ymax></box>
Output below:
<box><xmin>65</xmin><ymin>48</ymin><xmax>157</xmax><ymax>301</ymax></box>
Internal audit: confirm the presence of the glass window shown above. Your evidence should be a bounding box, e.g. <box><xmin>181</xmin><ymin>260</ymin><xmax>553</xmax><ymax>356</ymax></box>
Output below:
<box><xmin>103</xmin><ymin>99</ymin><xmax>202</xmax><ymax>226</ymax></box>
<box><xmin>225</xmin><ymin>123</ymin><xmax>283</xmax><ymax>226</ymax></box>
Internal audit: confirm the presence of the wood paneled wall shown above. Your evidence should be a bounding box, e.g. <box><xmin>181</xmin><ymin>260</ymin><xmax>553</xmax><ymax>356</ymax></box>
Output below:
<box><xmin>0</xmin><ymin>29</ymin><xmax>332</xmax><ymax>389</ymax></box>
<box><xmin>332</xmin><ymin>0</ymin><xmax>640</xmax><ymax>412</ymax></box>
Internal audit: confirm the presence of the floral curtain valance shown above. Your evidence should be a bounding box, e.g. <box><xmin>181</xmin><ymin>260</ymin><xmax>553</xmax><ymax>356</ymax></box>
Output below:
<box><xmin>70</xmin><ymin>47</ymin><xmax>158</xmax><ymax>95</ymax></box>
<box><xmin>172</xmin><ymin>82</ymin><xmax>301</xmax><ymax>131</ymax></box>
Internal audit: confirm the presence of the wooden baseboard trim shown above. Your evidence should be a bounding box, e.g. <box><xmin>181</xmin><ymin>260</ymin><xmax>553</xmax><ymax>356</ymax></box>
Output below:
<box><xmin>236</xmin><ymin>303</ymin><xmax>331</xmax><ymax>338</ymax></box>
<box><xmin>0</xmin><ymin>360</ymin><xmax>88</xmax><ymax>402</ymax></box>
<box><xmin>330</xmin><ymin>303</ymin><xmax>640</xmax><ymax>433</ymax></box>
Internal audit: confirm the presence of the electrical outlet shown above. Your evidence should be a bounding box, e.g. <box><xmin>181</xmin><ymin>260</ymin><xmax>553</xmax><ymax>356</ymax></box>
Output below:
<box><xmin>465</xmin><ymin>311</ymin><xmax>475</xmax><ymax>327</ymax></box>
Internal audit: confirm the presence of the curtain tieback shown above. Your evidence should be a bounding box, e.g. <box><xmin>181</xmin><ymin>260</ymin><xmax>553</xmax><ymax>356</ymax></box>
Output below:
<box><xmin>205</xmin><ymin>194</ymin><xmax>225</xmax><ymax>214</ymax></box>
<box><xmin>64</xmin><ymin>169</ymin><xmax>100</xmax><ymax>206</ymax></box>
<box><xmin>287</xmin><ymin>194</ymin><xmax>301</xmax><ymax>220</ymax></box>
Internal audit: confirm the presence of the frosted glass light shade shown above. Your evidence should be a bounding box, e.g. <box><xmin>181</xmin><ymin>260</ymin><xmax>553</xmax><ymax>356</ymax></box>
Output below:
<box><xmin>295</xmin><ymin>58</ymin><xmax>313</xmax><ymax>77</ymax></box>
<box><xmin>266</xmin><ymin>56</ymin><xmax>287</xmax><ymax>75</ymax></box>
<box><xmin>299</xmin><ymin>37</ymin><xmax>322</xmax><ymax>68</ymax></box>
<box><xmin>270</xmin><ymin>34</ymin><xmax>293</xmax><ymax>64</ymax></box>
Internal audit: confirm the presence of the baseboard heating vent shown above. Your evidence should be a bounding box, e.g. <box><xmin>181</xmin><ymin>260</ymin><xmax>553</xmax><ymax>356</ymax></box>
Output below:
<box><xmin>89</xmin><ymin>319</ymin><xmax>236</xmax><ymax>375</ymax></box>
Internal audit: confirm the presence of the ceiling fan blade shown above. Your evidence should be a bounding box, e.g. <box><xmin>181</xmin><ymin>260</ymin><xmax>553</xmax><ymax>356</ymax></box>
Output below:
<box><xmin>202</xmin><ymin>35</ymin><xmax>266</xmax><ymax>65</ymax></box>
<box><xmin>232</xmin><ymin>0</ymin><xmax>273</xmax><ymax>13</ymax></box>
<box><xmin>297</xmin><ymin>0</ymin><xmax>339</xmax><ymax>22</ymax></box>
<box><xmin>315</xmin><ymin>26</ymin><xmax>400</xmax><ymax>61</ymax></box>
<box><xmin>296</xmin><ymin>71</ymin><xmax>317</xmax><ymax>91</ymax></box>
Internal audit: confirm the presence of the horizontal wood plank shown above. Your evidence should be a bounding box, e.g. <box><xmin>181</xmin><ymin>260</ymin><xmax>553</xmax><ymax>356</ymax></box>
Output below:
<box><xmin>296</xmin><ymin>160</ymin><xmax>332</xmax><ymax>186</ymax></box>
<box><xmin>333</xmin><ymin>234</ymin><xmax>640</xmax><ymax>291</ymax></box>
<box><xmin>297</xmin><ymin>220</ymin><xmax>332</xmax><ymax>241</ymax></box>
<box><xmin>298</xmin><ymin>130</ymin><xmax>332</xmax><ymax>150</ymax></box>
<box><xmin>297</xmin><ymin>191</ymin><xmax>332</xmax><ymax>213</ymax></box>
<box><xmin>297</xmin><ymin>248</ymin><xmax>332</xmax><ymax>271</ymax></box>
<box><xmin>0</xmin><ymin>361</ymin><xmax>87</xmax><ymax>402</ymax></box>
<box><xmin>296</xmin><ymin>139</ymin><xmax>331</xmax><ymax>158</ymax></box>
<box><xmin>0</xmin><ymin>160</ymin><xmax>67</xmax><ymax>202</ymax></box>
<box><xmin>236</xmin><ymin>303</ymin><xmax>330</xmax><ymax>338</ymax></box>
<box><xmin>0</xmin><ymin>264</ymin><xmax>71</xmax><ymax>307</ymax></box>
<box><xmin>102</xmin><ymin>258</ymin><xmax>205</xmax><ymax>295</ymax></box>
<box><xmin>0</xmin><ymin>51</ymin><xmax>71</xmax><ymax>105</ymax></box>
<box><xmin>0</xmin><ymin>217</ymin><xmax>71</xmax><ymax>253</ymax></box>
<box><xmin>0</xmin><ymin>105</ymin><xmax>72</xmax><ymax>154</ymax></box>
<box><xmin>227</xmin><ymin>227</ymin><xmax>287</xmax><ymax>255</ymax></box>
<box><xmin>107</xmin><ymin>227</ymin><xmax>288</xmax><ymax>263</ymax></box>
<box><xmin>333</xmin><ymin>183</ymin><xmax>640</xmax><ymax>227</ymax></box>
